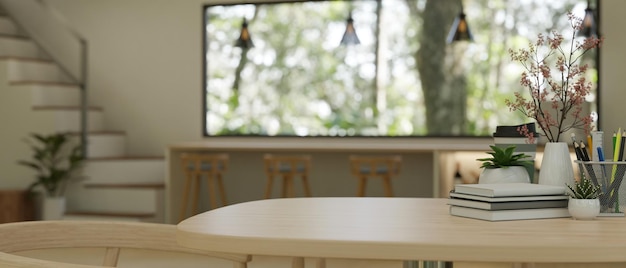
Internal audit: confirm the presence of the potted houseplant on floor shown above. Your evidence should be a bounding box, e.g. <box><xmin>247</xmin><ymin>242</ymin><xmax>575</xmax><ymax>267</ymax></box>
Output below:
<box><xmin>18</xmin><ymin>132</ymin><xmax>85</xmax><ymax>220</ymax></box>
<box><xmin>477</xmin><ymin>145</ymin><xmax>533</xmax><ymax>184</ymax></box>
<box><xmin>567</xmin><ymin>176</ymin><xmax>601</xmax><ymax>220</ymax></box>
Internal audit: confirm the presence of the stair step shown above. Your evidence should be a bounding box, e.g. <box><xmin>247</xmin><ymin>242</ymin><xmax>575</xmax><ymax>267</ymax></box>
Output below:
<box><xmin>0</xmin><ymin>56</ymin><xmax>53</xmax><ymax>64</ymax></box>
<box><xmin>64</xmin><ymin>211</ymin><xmax>156</xmax><ymax>222</ymax></box>
<box><xmin>6</xmin><ymin>58</ymin><xmax>72</xmax><ymax>83</ymax></box>
<box><xmin>10</xmin><ymin>80</ymin><xmax>79</xmax><ymax>87</ymax></box>
<box><xmin>68</xmin><ymin>131</ymin><xmax>127</xmax><ymax>158</ymax></box>
<box><xmin>0</xmin><ymin>36</ymin><xmax>47</xmax><ymax>59</ymax></box>
<box><xmin>84</xmin><ymin>183</ymin><xmax>165</xmax><ymax>189</ymax></box>
<box><xmin>32</xmin><ymin>105</ymin><xmax>102</xmax><ymax>111</ymax></box>
<box><xmin>15</xmin><ymin>82</ymin><xmax>81</xmax><ymax>107</ymax></box>
<box><xmin>31</xmin><ymin>106</ymin><xmax>104</xmax><ymax>132</ymax></box>
<box><xmin>88</xmin><ymin>156</ymin><xmax>164</xmax><ymax>160</ymax></box>
<box><xmin>65</xmin><ymin>187</ymin><xmax>159</xmax><ymax>215</ymax></box>
<box><xmin>83</xmin><ymin>157</ymin><xmax>164</xmax><ymax>185</ymax></box>
<box><xmin>87</xmin><ymin>132</ymin><xmax>126</xmax><ymax>158</ymax></box>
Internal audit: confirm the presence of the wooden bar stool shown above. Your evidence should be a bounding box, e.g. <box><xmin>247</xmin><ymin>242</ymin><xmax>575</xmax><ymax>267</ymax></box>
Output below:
<box><xmin>349</xmin><ymin>155</ymin><xmax>402</xmax><ymax>197</ymax></box>
<box><xmin>179</xmin><ymin>153</ymin><xmax>229</xmax><ymax>222</ymax></box>
<box><xmin>263</xmin><ymin>154</ymin><xmax>312</xmax><ymax>198</ymax></box>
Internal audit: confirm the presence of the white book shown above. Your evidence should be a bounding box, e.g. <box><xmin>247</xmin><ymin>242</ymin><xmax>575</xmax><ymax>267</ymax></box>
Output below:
<box><xmin>449</xmin><ymin>206</ymin><xmax>571</xmax><ymax>221</ymax></box>
<box><xmin>447</xmin><ymin>198</ymin><xmax>568</xmax><ymax>211</ymax></box>
<box><xmin>454</xmin><ymin>183</ymin><xmax>566</xmax><ymax>197</ymax></box>
<box><xmin>449</xmin><ymin>192</ymin><xmax>569</xmax><ymax>202</ymax></box>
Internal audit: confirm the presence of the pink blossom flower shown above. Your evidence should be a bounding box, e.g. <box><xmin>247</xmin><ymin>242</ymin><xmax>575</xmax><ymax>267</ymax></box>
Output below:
<box><xmin>506</xmin><ymin>12</ymin><xmax>603</xmax><ymax>142</ymax></box>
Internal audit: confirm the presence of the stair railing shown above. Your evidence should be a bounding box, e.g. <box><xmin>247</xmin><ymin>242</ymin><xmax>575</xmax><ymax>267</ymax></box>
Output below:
<box><xmin>0</xmin><ymin>0</ymin><xmax>89</xmax><ymax>159</ymax></box>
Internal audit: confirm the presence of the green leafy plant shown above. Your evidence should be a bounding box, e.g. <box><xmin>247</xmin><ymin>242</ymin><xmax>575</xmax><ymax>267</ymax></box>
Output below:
<box><xmin>18</xmin><ymin>132</ymin><xmax>85</xmax><ymax>197</ymax></box>
<box><xmin>477</xmin><ymin>145</ymin><xmax>533</xmax><ymax>169</ymax></box>
<box><xmin>567</xmin><ymin>176</ymin><xmax>601</xmax><ymax>199</ymax></box>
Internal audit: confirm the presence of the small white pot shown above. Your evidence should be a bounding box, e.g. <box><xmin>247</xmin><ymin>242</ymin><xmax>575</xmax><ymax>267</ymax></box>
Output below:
<box><xmin>478</xmin><ymin>166</ymin><xmax>530</xmax><ymax>184</ymax></box>
<box><xmin>568</xmin><ymin>198</ymin><xmax>600</xmax><ymax>220</ymax></box>
<box><xmin>42</xmin><ymin>196</ymin><xmax>66</xmax><ymax>221</ymax></box>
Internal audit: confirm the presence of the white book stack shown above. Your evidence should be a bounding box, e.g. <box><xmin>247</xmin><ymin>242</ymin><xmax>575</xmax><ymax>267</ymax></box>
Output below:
<box><xmin>448</xmin><ymin>183</ymin><xmax>571</xmax><ymax>221</ymax></box>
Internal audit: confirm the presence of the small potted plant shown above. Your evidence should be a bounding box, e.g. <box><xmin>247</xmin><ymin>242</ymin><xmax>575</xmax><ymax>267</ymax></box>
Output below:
<box><xmin>476</xmin><ymin>145</ymin><xmax>533</xmax><ymax>184</ymax></box>
<box><xmin>18</xmin><ymin>132</ymin><xmax>85</xmax><ymax>220</ymax></box>
<box><xmin>567</xmin><ymin>176</ymin><xmax>601</xmax><ymax>220</ymax></box>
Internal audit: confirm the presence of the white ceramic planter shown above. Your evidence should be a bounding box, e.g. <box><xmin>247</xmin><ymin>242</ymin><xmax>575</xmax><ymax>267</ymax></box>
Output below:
<box><xmin>478</xmin><ymin>166</ymin><xmax>530</xmax><ymax>184</ymax></box>
<box><xmin>538</xmin><ymin>142</ymin><xmax>575</xmax><ymax>187</ymax></box>
<box><xmin>42</xmin><ymin>196</ymin><xmax>66</xmax><ymax>220</ymax></box>
<box><xmin>568</xmin><ymin>198</ymin><xmax>600</xmax><ymax>220</ymax></box>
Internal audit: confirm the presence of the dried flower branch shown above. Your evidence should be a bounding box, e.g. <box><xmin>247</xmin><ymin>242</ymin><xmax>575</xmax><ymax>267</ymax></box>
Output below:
<box><xmin>505</xmin><ymin>13</ymin><xmax>603</xmax><ymax>143</ymax></box>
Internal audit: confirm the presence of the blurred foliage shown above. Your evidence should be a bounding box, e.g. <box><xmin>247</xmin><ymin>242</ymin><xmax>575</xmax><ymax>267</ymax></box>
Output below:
<box><xmin>204</xmin><ymin>0</ymin><xmax>595</xmax><ymax>137</ymax></box>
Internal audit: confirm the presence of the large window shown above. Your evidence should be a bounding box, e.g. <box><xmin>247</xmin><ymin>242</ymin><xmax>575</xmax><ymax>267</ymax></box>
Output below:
<box><xmin>203</xmin><ymin>0</ymin><xmax>598</xmax><ymax>137</ymax></box>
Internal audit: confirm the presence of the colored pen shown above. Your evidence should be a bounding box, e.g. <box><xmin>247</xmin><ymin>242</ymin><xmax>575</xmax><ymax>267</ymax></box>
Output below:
<box><xmin>611</xmin><ymin>129</ymin><xmax>622</xmax><ymax>183</ymax></box>
<box><xmin>580</xmin><ymin>141</ymin><xmax>590</xmax><ymax>161</ymax></box>
<box><xmin>620</xmin><ymin>131</ymin><xmax>626</xmax><ymax>161</ymax></box>
<box><xmin>581</xmin><ymin>135</ymin><xmax>593</xmax><ymax>159</ymax></box>
<box><xmin>597</xmin><ymin>146</ymin><xmax>609</xmax><ymax>196</ymax></box>
<box><xmin>613</xmin><ymin>132</ymin><xmax>617</xmax><ymax>158</ymax></box>
<box><xmin>576</xmin><ymin>143</ymin><xmax>584</xmax><ymax>161</ymax></box>
<box><xmin>598</xmin><ymin>147</ymin><xmax>605</xmax><ymax>161</ymax></box>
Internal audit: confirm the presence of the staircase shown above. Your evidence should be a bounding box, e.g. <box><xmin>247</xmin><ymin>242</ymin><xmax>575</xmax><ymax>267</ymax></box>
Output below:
<box><xmin>0</xmin><ymin>11</ymin><xmax>165</xmax><ymax>222</ymax></box>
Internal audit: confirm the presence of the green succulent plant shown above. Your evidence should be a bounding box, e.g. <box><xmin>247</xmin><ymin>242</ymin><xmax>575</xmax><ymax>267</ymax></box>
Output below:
<box><xmin>567</xmin><ymin>176</ymin><xmax>602</xmax><ymax>199</ymax></box>
<box><xmin>477</xmin><ymin>145</ymin><xmax>533</xmax><ymax>169</ymax></box>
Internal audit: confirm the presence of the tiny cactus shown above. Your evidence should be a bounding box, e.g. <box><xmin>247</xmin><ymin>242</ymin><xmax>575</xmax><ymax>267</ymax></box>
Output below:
<box><xmin>567</xmin><ymin>176</ymin><xmax>601</xmax><ymax>199</ymax></box>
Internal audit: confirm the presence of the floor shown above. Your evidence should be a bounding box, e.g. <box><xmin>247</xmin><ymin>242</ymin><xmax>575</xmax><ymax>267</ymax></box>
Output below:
<box><xmin>16</xmin><ymin>248</ymin><xmax>404</xmax><ymax>268</ymax></box>
<box><xmin>17</xmin><ymin>249</ymin><xmax>626</xmax><ymax>268</ymax></box>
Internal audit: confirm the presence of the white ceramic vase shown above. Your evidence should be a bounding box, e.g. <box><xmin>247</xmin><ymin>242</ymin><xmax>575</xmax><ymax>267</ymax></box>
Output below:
<box><xmin>568</xmin><ymin>198</ymin><xmax>600</xmax><ymax>220</ymax></box>
<box><xmin>538</xmin><ymin>142</ymin><xmax>575</xmax><ymax>187</ymax></box>
<box><xmin>42</xmin><ymin>196</ymin><xmax>66</xmax><ymax>220</ymax></box>
<box><xmin>478</xmin><ymin>166</ymin><xmax>530</xmax><ymax>184</ymax></box>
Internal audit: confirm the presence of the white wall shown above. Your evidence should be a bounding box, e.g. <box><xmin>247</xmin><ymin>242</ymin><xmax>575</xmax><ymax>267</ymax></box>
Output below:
<box><xmin>599</xmin><ymin>0</ymin><xmax>626</xmax><ymax>155</ymax></box>
<box><xmin>46</xmin><ymin>0</ymin><xmax>206</xmax><ymax>156</ymax></box>
<box><xmin>43</xmin><ymin>0</ymin><xmax>305</xmax><ymax>156</ymax></box>
<box><xmin>40</xmin><ymin>0</ymin><xmax>625</xmax><ymax>156</ymax></box>
<box><xmin>2</xmin><ymin>0</ymin><xmax>624</xmax><ymax>194</ymax></box>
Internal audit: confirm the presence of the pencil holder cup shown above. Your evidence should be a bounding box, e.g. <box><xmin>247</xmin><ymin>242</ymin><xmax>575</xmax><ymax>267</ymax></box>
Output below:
<box><xmin>576</xmin><ymin>161</ymin><xmax>626</xmax><ymax>216</ymax></box>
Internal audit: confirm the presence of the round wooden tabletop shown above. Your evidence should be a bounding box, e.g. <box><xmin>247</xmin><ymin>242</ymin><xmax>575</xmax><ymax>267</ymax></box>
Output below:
<box><xmin>177</xmin><ymin>197</ymin><xmax>626</xmax><ymax>263</ymax></box>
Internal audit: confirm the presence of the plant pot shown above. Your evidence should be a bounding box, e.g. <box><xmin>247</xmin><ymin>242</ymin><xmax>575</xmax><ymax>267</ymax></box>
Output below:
<box><xmin>538</xmin><ymin>142</ymin><xmax>575</xmax><ymax>187</ymax></box>
<box><xmin>568</xmin><ymin>198</ymin><xmax>600</xmax><ymax>220</ymax></box>
<box><xmin>478</xmin><ymin>166</ymin><xmax>530</xmax><ymax>184</ymax></box>
<box><xmin>493</xmin><ymin>123</ymin><xmax>538</xmax><ymax>182</ymax></box>
<box><xmin>42</xmin><ymin>196</ymin><xmax>66</xmax><ymax>220</ymax></box>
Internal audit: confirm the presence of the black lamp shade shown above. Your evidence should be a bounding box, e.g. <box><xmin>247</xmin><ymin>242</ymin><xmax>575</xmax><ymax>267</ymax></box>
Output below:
<box><xmin>578</xmin><ymin>7</ymin><xmax>597</xmax><ymax>37</ymax></box>
<box><xmin>447</xmin><ymin>12</ymin><xmax>473</xmax><ymax>43</ymax></box>
<box><xmin>235</xmin><ymin>18</ymin><xmax>254</xmax><ymax>49</ymax></box>
<box><xmin>340</xmin><ymin>16</ymin><xmax>360</xmax><ymax>45</ymax></box>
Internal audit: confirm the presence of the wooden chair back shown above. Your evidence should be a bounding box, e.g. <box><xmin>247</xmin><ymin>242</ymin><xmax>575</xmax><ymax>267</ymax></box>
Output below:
<box><xmin>263</xmin><ymin>154</ymin><xmax>311</xmax><ymax>177</ymax></box>
<box><xmin>349</xmin><ymin>155</ymin><xmax>402</xmax><ymax>177</ymax></box>
<box><xmin>349</xmin><ymin>155</ymin><xmax>402</xmax><ymax>197</ymax></box>
<box><xmin>0</xmin><ymin>220</ymin><xmax>251</xmax><ymax>268</ymax></box>
<box><xmin>179</xmin><ymin>153</ymin><xmax>229</xmax><ymax>221</ymax></box>
<box><xmin>263</xmin><ymin>154</ymin><xmax>312</xmax><ymax>198</ymax></box>
<box><xmin>181</xmin><ymin>153</ymin><xmax>229</xmax><ymax>176</ymax></box>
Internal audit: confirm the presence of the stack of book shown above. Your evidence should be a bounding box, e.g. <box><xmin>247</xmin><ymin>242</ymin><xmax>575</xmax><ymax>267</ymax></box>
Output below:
<box><xmin>448</xmin><ymin>183</ymin><xmax>570</xmax><ymax>221</ymax></box>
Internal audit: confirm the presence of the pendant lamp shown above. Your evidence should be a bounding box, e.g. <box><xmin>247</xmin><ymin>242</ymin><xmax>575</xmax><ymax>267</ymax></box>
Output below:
<box><xmin>235</xmin><ymin>18</ymin><xmax>254</xmax><ymax>49</ymax></box>
<box><xmin>578</xmin><ymin>0</ymin><xmax>597</xmax><ymax>37</ymax></box>
<box><xmin>447</xmin><ymin>5</ymin><xmax>473</xmax><ymax>43</ymax></box>
<box><xmin>340</xmin><ymin>12</ymin><xmax>360</xmax><ymax>45</ymax></box>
